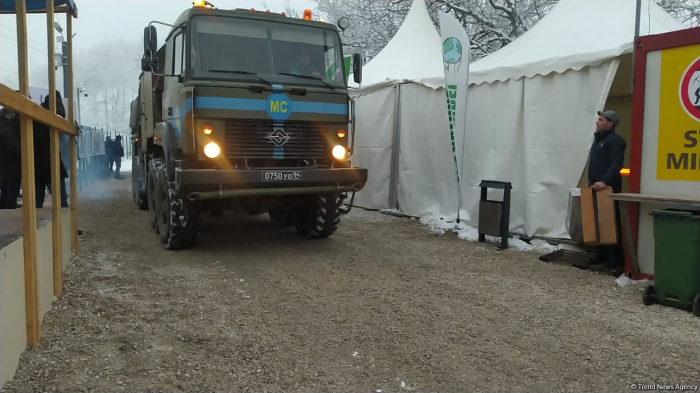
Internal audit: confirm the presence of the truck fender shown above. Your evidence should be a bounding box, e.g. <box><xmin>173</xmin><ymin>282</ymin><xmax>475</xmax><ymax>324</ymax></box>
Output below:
<box><xmin>155</xmin><ymin>121</ymin><xmax>178</xmax><ymax>180</ymax></box>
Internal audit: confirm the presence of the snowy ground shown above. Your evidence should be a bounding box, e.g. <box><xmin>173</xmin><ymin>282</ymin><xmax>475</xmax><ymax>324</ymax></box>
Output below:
<box><xmin>3</xmin><ymin>176</ymin><xmax>698</xmax><ymax>392</ymax></box>
<box><xmin>119</xmin><ymin>157</ymin><xmax>132</xmax><ymax>174</ymax></box>
<box><xmin>418</xmin><ymin>211</ymin><xmax>559</xmax><ymax>253</ymax></box>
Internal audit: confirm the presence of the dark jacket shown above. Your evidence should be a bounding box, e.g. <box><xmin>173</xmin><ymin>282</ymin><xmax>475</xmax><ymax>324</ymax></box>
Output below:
<box><xmin>113</xmin><ymin>139</ymin><xmax>124</xmax><ymax>158</ymax></box>
<box><xmin>33</xmin><ymin>93</ymin><xmax>69</xmax><ymax>184</ymax></box>
<box><xmin>588</xmin><ymin>128</ymin><xmax>626</xmax><ymax>193</ymax></box>
<box><xmin>105</xmin><ymin>139</ymin><xmax>114</xmax><ymax>158</ymax></box>
<box><xmin>0</xmin><ymin>110</ymin><xmax>22</xmax><ymax>182</ymax></box>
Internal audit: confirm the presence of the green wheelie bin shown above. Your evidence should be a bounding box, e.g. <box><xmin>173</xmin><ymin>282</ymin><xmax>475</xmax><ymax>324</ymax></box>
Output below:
<box><xmin>642</xmin><ymin>209</ymin><xmax>700</xmax><ymax>316</ymax></box>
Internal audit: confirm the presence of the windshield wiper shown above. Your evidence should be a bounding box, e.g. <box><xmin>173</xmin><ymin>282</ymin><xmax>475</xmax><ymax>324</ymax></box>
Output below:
<box><xmin>278</xmin><ymin>72</ymin><xmax>335</xmax><ymax>90</ymax></box>
<box><xmin>207</xmin><ymin>69</ymin><xmax>272</xmax><ymax>86</ymax></box>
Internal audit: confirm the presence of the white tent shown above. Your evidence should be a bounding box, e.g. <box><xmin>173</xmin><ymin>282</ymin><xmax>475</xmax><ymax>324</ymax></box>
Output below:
<box><xmin>349</xmin><ymin>0</ymin><xmax>684</xmax><ymax>239</ymax></box>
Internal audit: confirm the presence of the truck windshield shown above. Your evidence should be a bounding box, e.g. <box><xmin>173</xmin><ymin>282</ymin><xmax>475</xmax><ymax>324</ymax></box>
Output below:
<box><xmin>190</xmin><ymin>15</ymin><xmax>346</xmax><ymax>88</ymax></box>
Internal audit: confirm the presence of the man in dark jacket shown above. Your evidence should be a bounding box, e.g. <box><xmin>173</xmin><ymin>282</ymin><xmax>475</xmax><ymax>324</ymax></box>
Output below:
<box><xmin>588</xmin><ymin>110</ymin><xmax>627</xmax><ymax>267</ymax></box>
<box><xmin>0</xmin><ymin>107</ymin><xmax>22</xmax><ymax>209</ymax></box>
<box><xmin>113</xmin><ymin>135</ymin><xmax>125</xmax><ymax>179</ymax></box>
<box><xmin>34</xmin><ymin>91</ymin><xmax>69</xmax><ymax>208</ymax></box>
<box><xmin>105</xmin><ymin>136</ymin><xmax>114</xmax><ymax>173</ymax></box>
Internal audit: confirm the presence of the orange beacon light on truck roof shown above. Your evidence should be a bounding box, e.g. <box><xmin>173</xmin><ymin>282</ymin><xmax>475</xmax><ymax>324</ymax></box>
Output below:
<box><xmin>303</xmin><ymin>9</ymin><xmax>313</xmax><ymax>20</ymax></box>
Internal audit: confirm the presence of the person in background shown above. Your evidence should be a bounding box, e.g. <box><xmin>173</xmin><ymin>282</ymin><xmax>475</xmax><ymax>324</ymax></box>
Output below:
<box><xmin>113</xmin><ymin>135</ymin><xmax>125</xmax><ymax>179</ymax></box>
<box><xmin>587</xmin><ymin>109</ymin><xmax>627</xmax><ymax>268</ymax></box>
<box><xmin>33</xmin><ymin>90</ymin><xmax>69</xmax><ymax>208</ymax></box>
<box><xmin>105</xmin><ymin>136</ymin><xmax>114</xmax><ymax>174</ymax></box>
<box><xmin>0</xmin><ymin>107</ymin><xmax>22</xmax><ymax>209</ymax></box>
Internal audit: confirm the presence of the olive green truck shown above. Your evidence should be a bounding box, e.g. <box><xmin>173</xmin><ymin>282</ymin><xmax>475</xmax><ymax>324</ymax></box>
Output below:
<box><xmin>129</xmin><ymin>3</ymin><xmax>366</xmax><ymax>250</ymax></box>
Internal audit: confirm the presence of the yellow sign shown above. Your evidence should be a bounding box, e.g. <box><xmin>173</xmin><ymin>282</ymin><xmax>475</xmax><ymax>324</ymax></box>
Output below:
<box><xmin>656</xmin><ymin>44</ymin><xmax>700</xmax><ymax>181</ymax></box>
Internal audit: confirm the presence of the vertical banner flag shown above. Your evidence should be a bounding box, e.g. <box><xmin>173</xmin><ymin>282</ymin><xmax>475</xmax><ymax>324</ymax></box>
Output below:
<box><xmin>439</xmin><ymin>11</ymin><xmax>470</xmax><ymax>214</ymax></box>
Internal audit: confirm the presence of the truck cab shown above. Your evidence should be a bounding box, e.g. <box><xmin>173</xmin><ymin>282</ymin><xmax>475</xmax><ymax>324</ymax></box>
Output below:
<box><xmin>131</xmin><ymin>4</ymin><xmax>367</xmax><ymax>250</ymax></box>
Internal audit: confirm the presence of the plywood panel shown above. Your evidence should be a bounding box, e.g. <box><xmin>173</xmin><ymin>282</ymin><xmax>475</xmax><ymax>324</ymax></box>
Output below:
<box><xmin>596</xmin><ymin>188</ymin><xmax>618</xmax><ymax>244</ymax></box>
<box><xmin>36</xmin><ymin>222</ymin><xmax>55</xmax><ymax>323</ymax></box>
<box><xmin>581</xmin><ymin>187</ymin><xmax>598</xmax><ymax>243</ymax></box>
<box><xmin>0</xmin><ymin>239</ymin><xmax>27</xmax><ymax>388</ymax></box>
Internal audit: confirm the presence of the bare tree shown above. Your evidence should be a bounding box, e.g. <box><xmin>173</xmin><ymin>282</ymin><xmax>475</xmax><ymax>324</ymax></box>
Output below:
<box><xmin>260</xmin><ymin>0</ymin><xmax>299</xmax><ymax>17</ymax></box>
<box><xmin>656</xmin><ymin>0</ymin><xmax>700</xmax><ymax>26</ymax></box>
<box><xmin>73</xmin><ymin>38</ymin><xmax>141</xmax><ymax>131</ymax></box>
<box><xmin>316</xmin><ymin>0</ymin><xmax>699</xmax><ymax>63</ymax></box>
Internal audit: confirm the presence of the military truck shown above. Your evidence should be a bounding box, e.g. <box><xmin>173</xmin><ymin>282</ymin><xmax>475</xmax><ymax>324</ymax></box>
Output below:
<box><xmin>129</xmin><ymin>2</ymin><xmax>367</xmax><ymax>250</ymax></box>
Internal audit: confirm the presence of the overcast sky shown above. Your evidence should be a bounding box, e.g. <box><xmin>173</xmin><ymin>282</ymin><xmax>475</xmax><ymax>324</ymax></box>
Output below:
<box><xmin>0</xmin><ymin>0</ymin><xmax>316</xmax><ymax>87</ymax></box>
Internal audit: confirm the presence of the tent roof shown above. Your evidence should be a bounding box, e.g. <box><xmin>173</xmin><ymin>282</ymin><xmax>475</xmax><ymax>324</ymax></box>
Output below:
<box><xmin>355</xmin><ymin>0</ymin><xmax>444</xmax><ymax>87</ymax></box>
<box><xmin>353</xmin><ymin>0</ymin><xmax>684</xmax><ymax>90</ymax></box>
<box><xmin>469</xmin><ymin>0</ymin><xmax>684</xmax><ymax>85</ymax></box>
<box><xmin>0</xmin><ymin>0</ymin><xmax>77</xmax><ymax>17</ymax></box>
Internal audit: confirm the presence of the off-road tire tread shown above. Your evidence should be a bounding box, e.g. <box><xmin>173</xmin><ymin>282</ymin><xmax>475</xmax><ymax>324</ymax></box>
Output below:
<box><xmin>136</xmin><ymin>156</ymin><xmax>149</xmax><ymax>211</ymax></box>
<box><xmin>147</xmin><ymin>159</ymin><xmax>162</xmax><ymax>232</ymax></box>
<box><xmin>296</xmin><ymin>194</ymin><xmax>342</xmax><ymax>239</ymax></box>
<box><xmin>157</xmin><ymin>167</ymin><xmax>201</xmax><ymax>250</ymax></box>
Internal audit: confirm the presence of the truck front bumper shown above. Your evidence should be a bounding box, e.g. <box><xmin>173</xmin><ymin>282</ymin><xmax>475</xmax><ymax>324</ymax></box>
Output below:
<box><xmin>175</xmin><ymin>167</ymin><xmax>368</xmax><ymax>201</ymax></box>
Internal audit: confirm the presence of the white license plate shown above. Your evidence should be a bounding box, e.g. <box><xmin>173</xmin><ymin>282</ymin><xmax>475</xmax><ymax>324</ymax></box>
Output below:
<box><xmin>262</xmin><ymin>171</ymin><xmax>303</xmax><ymax>181</ymax></box>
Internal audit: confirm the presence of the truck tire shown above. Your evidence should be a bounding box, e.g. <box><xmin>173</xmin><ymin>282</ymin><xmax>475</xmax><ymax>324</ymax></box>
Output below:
<box><xmin>269</xmin><ymin>208</ymin><xmax>293</xmax><ymax>227</ymax></box>
<box><xmin>133</xmin><ymin>154</ymin><xmax>148</xmax><ymax>210</ymax></box>
<box><xmin>155</xmin><ymin>166</ymin><xmax>200</xmax><ymax>250</ymax></box>
<box><xmin>147</xmin><ymin>160</ymin><xmax>161</xmax><ymax>232</ymax></box>
<box><xmin>294</xmin><ymin>194</ymin><xmax>342</xmax><ymax>239</ymax></box>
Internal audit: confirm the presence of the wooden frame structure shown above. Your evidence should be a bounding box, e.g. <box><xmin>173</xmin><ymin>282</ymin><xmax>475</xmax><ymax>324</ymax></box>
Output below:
<box><xmin>0</xmin><ymin>0</ymin><xmax>78</xmax><ymax>347</ymax></box>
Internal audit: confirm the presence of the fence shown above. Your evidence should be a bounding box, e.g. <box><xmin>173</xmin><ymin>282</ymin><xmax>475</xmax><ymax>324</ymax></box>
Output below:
<box><xmin>71</xmin><ymin>126</ymin><xmax>132</xmax><ymax>188</ymax></box>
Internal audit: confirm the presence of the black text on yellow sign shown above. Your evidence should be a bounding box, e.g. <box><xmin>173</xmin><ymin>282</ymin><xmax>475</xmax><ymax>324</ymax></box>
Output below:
<box><xmin>657</xmin><ymin>44</ymin><xmax>700</xmax><ymax>181</ymax></box>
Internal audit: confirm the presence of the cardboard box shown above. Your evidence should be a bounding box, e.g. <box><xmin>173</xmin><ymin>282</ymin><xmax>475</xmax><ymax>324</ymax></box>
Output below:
<box><xmin>581</xmin><ymin>187</ymin><xmax>619</xmax><ymax>245</ymax></box>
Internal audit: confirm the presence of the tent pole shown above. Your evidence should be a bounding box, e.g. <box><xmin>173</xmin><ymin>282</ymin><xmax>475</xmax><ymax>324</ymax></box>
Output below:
<box><xmin>632</xmin><ymin>0</ymin><xmax>642</xmax><ymax>92</ymax></box>
<box><xmin>388</xmin><ymin>83</ymin><xmax>402</xmax><ymax>210</ymax></box>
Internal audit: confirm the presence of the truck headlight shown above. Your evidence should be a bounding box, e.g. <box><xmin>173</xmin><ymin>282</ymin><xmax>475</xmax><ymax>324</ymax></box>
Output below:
<box><xmin>204</xmin><ymin>142</ymin><xmax>221</xmax><ymax>158</ymax></box>
<box><xmin>332</xmin><ymin>145</ymin><xmax>346</xmax><ymax>159</ymax></box>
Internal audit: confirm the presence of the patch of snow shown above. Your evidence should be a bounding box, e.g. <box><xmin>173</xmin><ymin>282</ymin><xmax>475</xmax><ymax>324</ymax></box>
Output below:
<box><xmin>420</xmin><ymin>210</ymin><xmax>559</xmax><ymax>254</ymax></box>
<box><xmin>396</xmin><ymin>378</ymin><xmax>415</xmax><ymax>391</ymax></box>
<box><xmin>615</xmin><ymin>275</ymin><xmax>653</xmax><ymax>288</ymax></box>
<box><xmin>352</xmin><ymin>351</ymin><xmax>359</xmax><ymax>357</ymax></box>
<box><xmin>120</xmin><ymin>157</ymin><xmax>132</xmax><ymax>173</ymax></box>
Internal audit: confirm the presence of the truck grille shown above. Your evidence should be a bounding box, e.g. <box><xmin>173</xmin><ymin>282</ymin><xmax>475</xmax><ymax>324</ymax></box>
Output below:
<box><xmin>224</xmin><ymin>120</ymin><xmax>328</xmax><ymax>160</ymax></box>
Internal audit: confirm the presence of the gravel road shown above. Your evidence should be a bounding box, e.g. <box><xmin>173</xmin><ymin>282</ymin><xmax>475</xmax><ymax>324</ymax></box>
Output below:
<box><xmin>2</xmin><ymin>177</ymin><xmax>699</xmax><ymax>393</ymax></box>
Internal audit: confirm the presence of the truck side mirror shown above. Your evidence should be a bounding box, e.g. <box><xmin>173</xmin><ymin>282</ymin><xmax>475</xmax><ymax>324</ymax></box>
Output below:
<box><xmin>143</xmin><ymin>26</ymin><xmax>157</xmax><ymax>57</ymax></box>
<box><xmin>141</xmin><ymin>56</ymin><xmax>159</xmax><ymax>72</ymax></box>
<box><xmin>353</xmin><ymin>53</ymin><xmax>362</xmax><ymax>84</ymax></box>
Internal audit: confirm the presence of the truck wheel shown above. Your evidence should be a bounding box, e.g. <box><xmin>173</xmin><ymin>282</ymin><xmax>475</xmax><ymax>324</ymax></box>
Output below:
<box><xmin>147</xmin><ymin>160</ymin><xmax>161</xmax><ymax>232</ymax></box>
<box><xmin>133</xmin><ymin>154</ymin><xmax>148</xmax><ymax>211</ymax></box>
<box><xmin>155</xmin><ymin>166</ymin><xmax>200</xmax><ymax>250</ymax></box>
<box><xmin>269</xmin><ymin>208</ymin><xmax>293</xmax><ymax>227</ymax></box>
<box><xmin>294</xmin><ymin>194</ymin><xmax>342</xmax><ymax>239</ymax></box>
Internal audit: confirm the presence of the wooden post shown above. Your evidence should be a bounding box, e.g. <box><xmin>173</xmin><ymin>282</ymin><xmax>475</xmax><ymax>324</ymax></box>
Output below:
<box><xmin>67</xmin><ymin>14</ymin><xmax>78</xmax><ymax>253</ymax></box>
<box><xmin>16</xmin><ymin>0</ymin><xmax>40</xmax><ymax>348</ymax></box>
<box><xmin>47</xmin><ymin>0</ymin><xmax>63</xmax><ymax>298</ymax></box>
